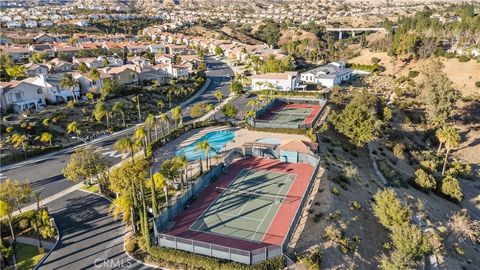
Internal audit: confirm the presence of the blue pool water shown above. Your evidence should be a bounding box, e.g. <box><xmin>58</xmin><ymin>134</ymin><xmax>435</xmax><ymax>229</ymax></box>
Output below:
<box><xmin>176</xmin><ymin>130</ymin><xmax>236</xmax><ymax>161</ymax></box>
<box><xmin>256</xmin><ymin>138</ymin><xmax>282</xmax><ymax>145</ymax></box>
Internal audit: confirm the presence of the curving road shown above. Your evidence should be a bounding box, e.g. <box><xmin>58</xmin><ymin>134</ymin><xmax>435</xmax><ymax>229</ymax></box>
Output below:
<box><xmin>1</xmin><ymin>57</ymin><xmax>234</xmax><ymax>270</ymax></box>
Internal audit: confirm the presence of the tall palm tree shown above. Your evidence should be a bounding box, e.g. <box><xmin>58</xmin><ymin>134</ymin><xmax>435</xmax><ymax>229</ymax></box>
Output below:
<box><xmin>157</xmin><ymin>99</ymin><xmax>165</xmax><ymax>112</ymax></box>
<box><xmin>441</xmin><ymin>127</ymin><xmax>461</xmax><ymax>175</ymax></box>
<box><xmin>159</xmin><ymin>113</ymin><xmax>169</xmax><ymax>139</ymax></box>
<box><xmin>114</xmin><ymin>137</ymin><xmax>136</xmax><ymax>162</ymax></box>
<box><xmin>150</xmin><ymin>172</ymin><xmax>168</xmax><ymax>205</ymax></box>
<box><xmin>247</xmin><ymin>99</ymin><xmax>259</xmax><ymax>111</ymax></box>
<box><xmin>40</xmin><ymin>132</ymin><xmax>53</xmax><ymax>147</ymax></box>
<box><xmin>144</xmin><ymin>114</ymin><xmax>157</xmax><ymax>142</ymax></box>
<box><xmin>93</xmin><ymin>101</ymin><xmax>111</xmax><ymax>130</ymax></box>
<box><xmin>11</xmin><ymin>133</ymin><xmax>28</xmax><ymax>159</ymax></box>
<box><xmin>246</xmin><ymin>109</ymin><xmax>256</xmax><ymax>120</ymax></box>
<box><xmin>89</xmin><ymin>68</ymin><xmax>100</xmax><ymax>81</ymax></box>
<box><xmin>206</xmin><ymin>104</ymin><xmax>215</xmax><ymax>120</ymax></box>
<box><xmin>214</xmin><ymin>90</ymin><xmax>224</xmax><ymax>102</ymax></box>
<box><xmin>59</xmin><ymin>73</ymin><xmax>79</xmax><ymax>102</ymax></box>
<box><xmin>66</xmin><ymin>121</ymin><xmax>81</xmax><ymax>137</ymax></box>
<box><xmin>109</xmin><ymin>194</ymin><xmax>133</xmax><ymax>224</ymax></box>
<box><xmin>171</xmin><ymin>106</ymin><xmax>183</xmax><ymax>129</ymax></box>
<box><xmin>132</xmin><ymin>126</ymin><xmax>147</xmax><ymax>149</ymax></box>
<box><xmin>436</xmin><ymin>126</ymin><xmax>452</xmax><ymax>154</ymax></box>
<box><xmin>196</xmin><ymin>140</ymin><xmax>213</xmax><ymax>170</ymax></box>
<box><xmin>167</xmin><ymin>87</ymin><xmax>174</xmax><ymax>108</ymax></box>
<box><xmin>175</xmin><ymin>155</ymin><xmax>189</xmax><ymax>185</ymax></box>
<box><xmin>112</xmin><ymin>101</ymin><xmax>126</xmax><ymax>127</ymax></box>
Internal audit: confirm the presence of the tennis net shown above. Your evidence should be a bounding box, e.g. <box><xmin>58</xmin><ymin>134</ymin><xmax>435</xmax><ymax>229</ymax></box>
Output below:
<box><xmin>215</xmin><ymin>186</ymin><xmax>294</xmax><ymax>204</ymax></box>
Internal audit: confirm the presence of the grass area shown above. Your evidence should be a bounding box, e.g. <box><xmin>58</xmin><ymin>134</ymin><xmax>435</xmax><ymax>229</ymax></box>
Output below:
<box><xmin>80</xmin><ymin>184</ymin><xmax>100</xmax><ymax>193</ymax></box>
<box><xmin>15</xmin><ymin>243</ymin><xmax>45</xmax><ymax>270</ymax></box>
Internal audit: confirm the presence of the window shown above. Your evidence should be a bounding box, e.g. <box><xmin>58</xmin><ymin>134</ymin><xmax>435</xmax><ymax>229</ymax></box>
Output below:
<box><xmin>37</xmin><ymin>88</ymin><xmax>42</xmax><ymax>94</ymax></box>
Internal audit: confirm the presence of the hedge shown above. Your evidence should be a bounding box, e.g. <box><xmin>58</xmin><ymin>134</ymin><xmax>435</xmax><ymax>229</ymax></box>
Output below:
<box><xmin>1</xmin><ymin>145</ymin><xmax>63</xmax><ymax>165</ymax></box>
<box><xmin>246</xmin><ymin>123</ymin><xmax>308</xmax><ymax>135</ymax></box>
<box><xmin>146</xmin><ymin>246</ymin><xmax>285</xmax><ymax>270</ymax></box>
<box><xmin>254</xmin><ymin>90</ymin><xmax>323</xmax><ymax>97</ymax></box>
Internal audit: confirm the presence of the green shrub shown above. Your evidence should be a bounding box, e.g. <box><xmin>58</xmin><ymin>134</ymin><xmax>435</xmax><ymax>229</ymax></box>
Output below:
<box><xmin>440</xmin><ymin>175</ymin><xmax>463</xmax><ymax>202</ymax></box>
<box><xmin>299</xmin><ymin>247</ymin><xmax>322</xmax><ymax>270</ymax></box>
<box><xmin>324</xmin><ymin>225</ymin><xmax>342</xmax><ymax>241</ymax></box>
<box><xmin>125</xmin><ymin>238</ymin><xmax>137</xmax><ymax>253</ymax></box>
<box><xmin>372</xmin><ymin>188</ymin><xmax>411</xmax><ymax>229</ymax></box>
<box><xmin>331</xmin><ymin>186</ymin><xmax>340</xmax><ymax>196</ymax></box>
<box><xmin>457</xmin><ymin>55</ymin><xmax>470</xmax><ymax>62</ymax></box>
<box><xmin>390</xmin><ymin>224</ymin><xmax>432</xmax><ymax>261</ymax></box>
<box><xmin>408</xmin><ymin>70</ymin><xmax>419</xmax><ymax>78</ymax></box>
<box><xmin>18</xmin><ymin>219</ymin><xmax>31</xmax><ymax>231</ymax></box>
<box><xmin>147</xmin><ymin>246</ymin><xmax>285</xmax><ymax>270</ymax></box>
<box><xmin>349</xmin><ymin>201</ymin><xmax>362</xmax><ymax>210</ymax></box>
<box><xmin>414</xmin><ymin>168</ymin><xmax>436</xmax><ymax>190</ymax></box>
<box><xmin>475</xmin><ymin>81</ymin><xmax>480</xmax><ymax>88</ymax></box>
<box><xmin>39</xmin><ymin>226</ymin><xmax>56</xmax><ymax>239</ymax></box>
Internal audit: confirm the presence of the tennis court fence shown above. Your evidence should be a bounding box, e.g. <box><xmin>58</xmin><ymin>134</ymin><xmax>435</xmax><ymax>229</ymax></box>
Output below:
<box><xmin>157</xmin><ymin>233</ymin><xmax>282</xmax><ymax>265</ymax></box>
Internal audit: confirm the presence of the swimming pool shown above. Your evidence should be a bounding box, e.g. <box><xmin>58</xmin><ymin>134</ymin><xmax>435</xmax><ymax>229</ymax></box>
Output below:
<box><xmin>255</xmin><ymin>138</ymin><xmax>282</xmax><ymax>145</ymax></box>
<box><xmin>176</xmin><ymin>130</ymin><xmax>236</xmax><ymax>161</ymax></box>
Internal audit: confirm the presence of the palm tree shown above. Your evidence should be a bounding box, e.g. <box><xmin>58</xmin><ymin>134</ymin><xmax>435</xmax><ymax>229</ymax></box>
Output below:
<box><xmin>246</xmin><ymin>109</ymin><xmax>256</xmax><ymax>120</ymax></box>
<box><xmin>93</xmin><ymin>101</ymin><xmax>111</xmax><ymax>130</ymax></box>
<box><xmin>171</xmin><ymin>106</ymin><xmax>183</xmax><ymax>129</ymax></box>
<box><xmin>247</xmin><ymin>99</ymin><xmax>259</xmax><ymax>111</ymax></box>
<box><xmin>66</xmin><ymin>121</ymin><xmax>81</xmax><ymax>137</ymax></box>
<box><xmin>196</xmin><ymin>140</ymin><xmax>213</xmax><ymax>170</ymax></box>
<box><xmin>110</xmin><ymin>194</ymin><xmax>133</xmax><ymax>224</ymax></box>
<box><xmin>167</xmin><ymin>87</ymin><xmax>174</xmax><ymax>108</ymax></box>
<box><xmin>144</xmin><ymin>114</ymin><xmax>157</xmax><ymax>142</ymax></box>
<box><xmin>85</xmin><ymin>92</ymin><xmax>95</xmax><ymax>103</ymax></box>
<box><xmin>132</xmin><ymin>126</ymin><xmax>147</xmax><ymax>156</ymax></box>
<box><xmin>441</xmin><ymin>127</ymin><xmax>461</xmax><ymax>175</ymax></box>
<box><xmin>112</xmin><ymin>101</ymin><xmax>126</xmax><ymax>127</ymax></box>
<box><xmin>114</xmin><ymin>137</ymin><xmax>136</xmax><ymax>162</ymax></box>
<box><xmin>176</xmin><ymin>155</ymin><xmax>189</xmax><ymax>185</ymax></box>
<box><xmin>157</xmin><ymin>99</ymin><xmax>165</xmax><ymax>112</ymax></box>
<box><xmin>89</xmin><ymin>68</ymin><xmax>100</xmax><ymax>81</ymax></box>
<box><xmin>0</xmin><ymin>199</ymin><xmax>15</xmax><ymax>243</ymax></box>
<box><xmin>11</xmin><ymin>133</ymin><xmax>28</xmax><ymax>159</ymax></box>
<box><xmin>206</xmin><ymin>104</ymin><xmax>215</xmax><ymax>120</ymax></box>
<box><xmin>436</xmin><ymin>126</ymin><xmax>452</xmax><ymax>154</ymax></box>
<box><xmin>159</xmin><ymin>113</ymin><xmax>169</xmax><ymax>139</ymax></box>
<box><xmin>40</xmin><ymin>132</ymin><xmax>53</xmax><ymax>147</ymax></box>
<box><xmin>59</xmin><ymin>73</ymin><xmax>79</xmax><ymax>102</ymax></box>
<box><xmin>149</xmin><ymin>172</ymin><xmax>168</xmax><ymax>206</ymax></box>
<box><xmin>214</xmin><ymin>90</ymin><xmax>224</xmax><ymax>102</ymax></box>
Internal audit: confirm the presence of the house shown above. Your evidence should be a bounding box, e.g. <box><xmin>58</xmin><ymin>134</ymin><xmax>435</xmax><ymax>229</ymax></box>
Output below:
<box><xmin>168</xmin><ymin>64</ymin><xmax>189</xmax><ymax>78</ymax></box>
<box><xmin>73</xmin><ymin>57</ymin><xmax>104</xmax><ymax>69</ymax></box>
<box><xmin>25</xmin><ymin>74</ymin><xmax>80</xmax><ymax>103</ymax></box>
<box><xmin>101</xmin><ymin>56</ymin><xmax>124</xmax><ymax>67</ymax></box>
<box><xmin>251</xmin><ymin>72</ymin><xmax>300</xmax><ymax>91</ymax></box>
<box><xmin>6</xmin><ymin>21</ymin><xmax>21</xmax><ymax>29</ymax></box>
<box><xmin>24</xmin><ymin>20</ymin><xmax>37</xmax><ymax>28</ymax></box>
<box><xmin>127</xmin><ymin>56</ymin><xmax>152</xmax><ymax>68</ymax></box>
<box><xmin>103</xmin><ymin>65</ymin><xmax>139</xmax><ymax>85</ymax></box>
<box><xmin>1</xmin><ymin>46</ymin><xmax>31</xmax><ymax>63</ymax></box>
<box><xmin>73</xmin><ymin>72</ymin><xmax>112</xmax><ymax>94</ymax></box>
<box><xmin>24</xmin><ymin>63</ymin><xmax>49</xmax><ymax>77</ymax></box>
<box><xmin>167</xmin><ymin>44</ymin><xmax>187</xmax><ymax>55</ymax></box>
<box><xmin>47</xmin><ymin>58</ymin><xmax>73</xmax><ymax>73</ymax></box>
<box><xmin>138</xmin><ymin>67</ymin><xmax>168</xmax><ymax>85</ymax></box>
<box><xmin>34</xmin><ymin>33</ymin><xmax>55</xmax><ymax>44</ymax></box>
<box><xmin>300</xmin><ymin>61</ymin><xmax>353</xmax><ymax>88</ymax></box>
<box><xmin>39</xmin><ymin>20</ymin><xmax>54</xmax><ymax>27</ymax></box>
<box><xmin>0</xmin><ymin>36</ymin><xmax>11</xmax><ymax>45</ymax></box>
<box><xmin>146</xmin><ymin>44</ymin><xmax>166</xmax><ymax>54</ymax></box>
<box><xmin>0</xmin><ymin>80</ymin><xmax>46</xmax><ymax>113</ymax></box>
<box><xmin>155</xmin><ymin>54</ymin><xmax>175</xmax><ymax>64</ymax></box>
<box><xmin>29</xmin><ymin>44</ymin><xmax>55</xmax><ymax>58</ymax></box>
<box><xmin>179</xmin><ymin>54</ymin><xmax>201</xmax><ymax>72</ymax></box>
<box><xmin>72</xmin><ymin>20</ymin><xmax>90</xmax><ymax>27</ymax></box>
<box><xmin>126</xmin><ymin>43</ymin><xmax>147</xmax><ymax>55</ymax></box>
<box><xmin>53</xmin><ymin>44</ymin><xmax>81</xmax><ymax>57</ymax></box>
<box><xmin>278</xmin><ymin>140</ymin><xmax>318</xmax><ymax>162</ymax></box>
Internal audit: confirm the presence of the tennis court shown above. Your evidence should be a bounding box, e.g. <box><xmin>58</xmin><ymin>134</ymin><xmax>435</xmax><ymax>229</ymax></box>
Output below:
<box><xmin>190</xmin><ymin>168</ymin><xmax>295</xmax><ymax>242</ymax></box>
<box><xmin>268</xmin><ymin>107</ymin><xmax>312</xmax><ymax>125</ymax></box>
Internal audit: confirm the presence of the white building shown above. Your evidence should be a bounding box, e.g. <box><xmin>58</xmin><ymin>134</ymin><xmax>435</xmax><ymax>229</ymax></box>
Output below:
<box><xmin>25</xmin><ymin>74</ymin><xmax>80</xmax><ymax>103</ymax></box>
<box><xmin>24</xmin><ymin>20</ymin><xmax>37</xmax><ymax>28</ymax></box>
<box><xmin>301</xmin><ymin>61</ymin><xmax>353</xmax><ymax>88</ymax></box>
<box><xmin>6</xmin><ymin>21</ymin><xmax>21</xmax><ymax>29</ymax></box>
<box><xmin>251</xmin><ymin>72</ymin><xmax>300</xmax><ymax>91</ymax></box>
<box><xmin>0</xmin><ymin>80</ymin><xmax>46</xmax><ymax>113</ymax></box>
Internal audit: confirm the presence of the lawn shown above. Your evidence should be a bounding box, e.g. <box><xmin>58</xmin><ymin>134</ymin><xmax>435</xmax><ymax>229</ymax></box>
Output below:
<box><xmin>15</xmin><ymin>243</ymin><xmax>45</xmax><ymax>270</ymax></box>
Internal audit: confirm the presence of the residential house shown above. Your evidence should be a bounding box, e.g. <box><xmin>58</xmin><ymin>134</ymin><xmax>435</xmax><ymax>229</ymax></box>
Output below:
<box><xmin>127</xmin><ymin>43</ymin><xmax>147</xmax><ymax>55</ymax></box>
<box><xmin>155</xmin><ymin>54</ymin><xmax>175</xmax><ymax>64</ymax></box>
<box><xmin>0</xmin><ymin>80</ymin><xmax>46</xmax><ymax>113</ymax></box>
<box><xmin>39</xmin><ymin>20</ymin><xmax>54</xmax><ymax>27</ymax></box>
<box><xmin>73</xmin><ymin>57</ymin><xmax>104</xmax><ymax>69</ymax></box>
<box><xmin>300</xmin><ymin>61</ymin><xmax>353</xmax><ymax>88</ymax></box>
<box><xmin>53</xmin><ymin>44</ymin><xmax>81</xmax><ymax>58</ymax></box>
<box><xmin>146</xmin><ymin>44</ymin><xmax>166</xmax><ymax>54</ymax></box>
<box><xmin>167</xmin><ymin>44</ymin><xmax>187</xmax><ymax>55</ymax></box>
<box><xmin>25</xmin><ymin>63</ymin><xmax>49</xmax><ymax>77</ymax></box>
<box><xmin>127</xmin><ymin>56</ymin><xmax>152</xmax><ymax>68</ymax></box>
<box><xmin>29</xmin><ymin>44</ymin><xmax>55</xmax><ymax>58</ymax></box>
<box><xmin>168</xmin><ymin>64</ymin><xmax>189</xmax><ymax>79</ymax></box>
<box><xmin>6</xmin><ymin>21</ymin><xmax>21</xmax><ymax>29</ymax></box>
<box><xmin>251</xmin><ymin>72</ymin><xmax>300</xmax><ymax>91</ymax></box>
<box><xmin>47</xmin><ymin>58</ymin><xmax>73</xmax><ymax>73</ymax></box>
<box><xmin>1</xmin><ymin>46</ymin><xmax>31</xmax><ymax>63</ymax></box>
<box><xmin>24</xmin><ymin>20</ymin><xmax>37</xmax><ymax>28</ymax></box>
<box><xmin>0</xmin><ymin>36</ymin><xmax>11</xmax><ymax>45</ymax></box>
<box><xmin>103</xmin><ymin>65</ymin><xmax>139</xmax><ymax>86</ymax></box>
<box><xmin>34</xmin><ymin>33</ymin><xmax>55</xmax><ymax>44</ymax></box>
<box><xmin>26</xmin><ymin>74</ymin><xmax>80</xmax><ymax>103</ymax></box>
<box><xmin>138</xmin><ymin>67</ymin><xmax>168</xmax><ymax>85</ymax></box>
<box><xmin>101</xmin><ymin>56</ymin><xmax>124</xmax><ymax>67</ymax></box>
<box><xmin>179</xmin><ymin>54</ymin><xmax>201</xmax><ymax>72</ymax></box>
<box><xmin>73</xmin><ymin>72</ymin><xmax>112</xmax><ymax>94</ymax></box>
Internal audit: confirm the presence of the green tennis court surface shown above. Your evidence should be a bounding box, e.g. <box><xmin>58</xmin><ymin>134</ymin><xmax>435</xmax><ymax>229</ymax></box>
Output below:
<box><xmin>270</xmin><ymin>108</ymin><xmax>311</xmax><ymax>124</ymax></box>
<box><xmin>190</xmin><ymin>169</ymin><xmax>295</xmax><ymax>242</ymax></box>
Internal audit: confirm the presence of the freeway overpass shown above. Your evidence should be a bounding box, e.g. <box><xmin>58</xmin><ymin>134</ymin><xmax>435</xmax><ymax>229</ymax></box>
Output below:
<box><xmin>326</xmin><ymin>27</ymin><xmax>387</xmax><ymax>39</ymax></box>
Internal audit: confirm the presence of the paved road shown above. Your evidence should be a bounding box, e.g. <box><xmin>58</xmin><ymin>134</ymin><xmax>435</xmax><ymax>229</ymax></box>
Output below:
<box><xmin>6</xmin><ymin>57</ymin><xmax>235</xmax><ymax>270</ymax></box>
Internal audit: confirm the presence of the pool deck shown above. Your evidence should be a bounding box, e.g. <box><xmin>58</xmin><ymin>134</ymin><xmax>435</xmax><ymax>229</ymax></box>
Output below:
<box><xmin>152</xmin><ymin>126</ymin><xmax>311</xmax><ymax>178</ymax></box>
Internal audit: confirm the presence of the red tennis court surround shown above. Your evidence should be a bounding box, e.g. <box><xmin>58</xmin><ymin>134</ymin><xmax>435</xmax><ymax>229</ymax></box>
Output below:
<box><xmin>257</xmin><ymin>102</ymin><xmax>323</xmax><ymax>126</ymax></box>
<box><xmin>163</xmin><ymin>157</ymin><xmax>315</xmax><ymax>251</ymax></box>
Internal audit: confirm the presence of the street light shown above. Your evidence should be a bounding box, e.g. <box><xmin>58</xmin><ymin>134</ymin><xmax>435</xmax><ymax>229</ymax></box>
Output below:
<box><xmin>71</xmin><ymin>136</ymin><xmax>87</xmax><ymax>145</ymax></box>
<box><xmin>134</xmin><ymin>94</ymin><xmax>144</xmax><ymax>123</ymax></box>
